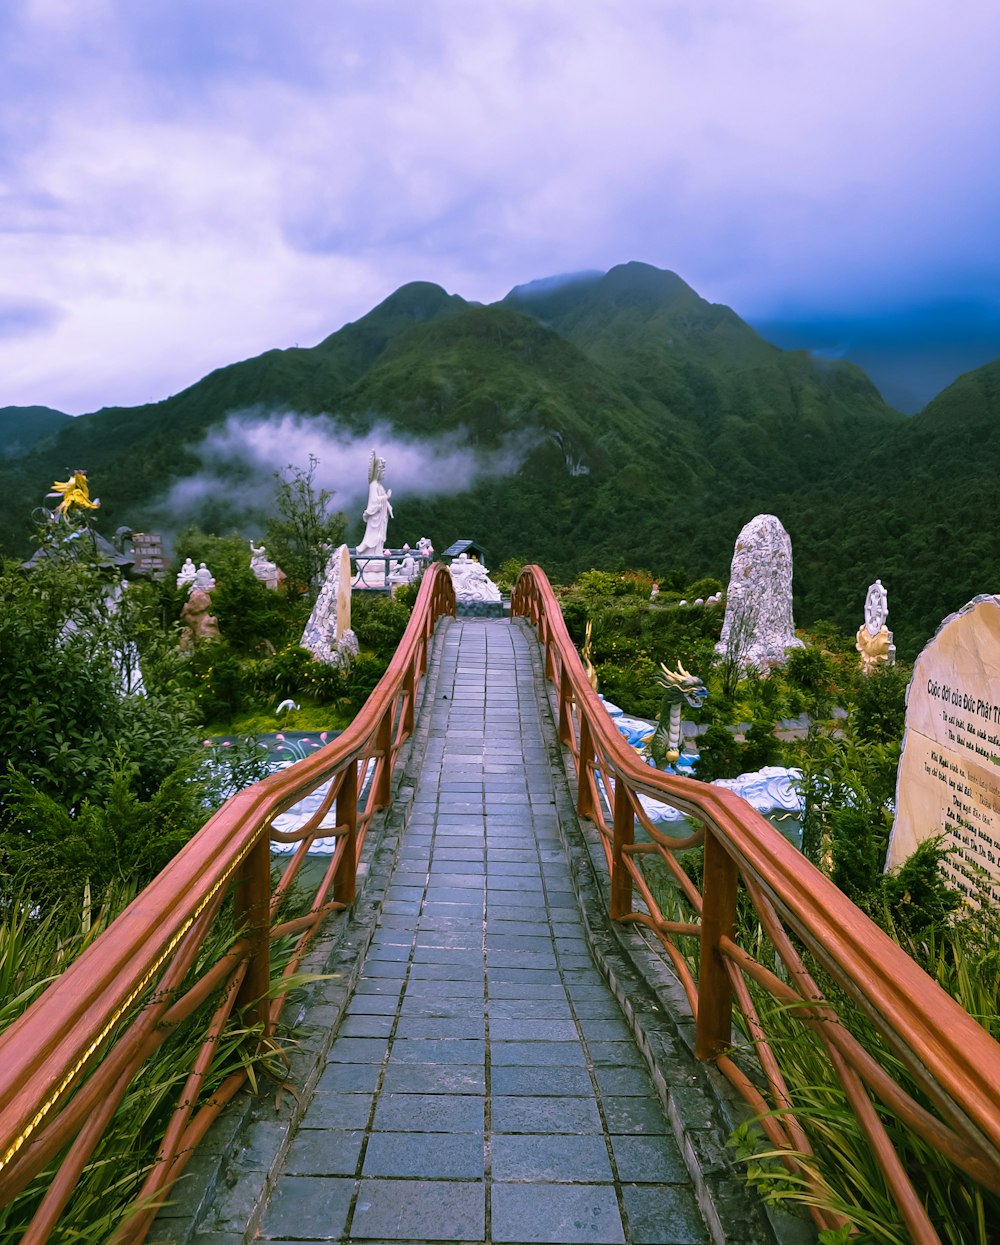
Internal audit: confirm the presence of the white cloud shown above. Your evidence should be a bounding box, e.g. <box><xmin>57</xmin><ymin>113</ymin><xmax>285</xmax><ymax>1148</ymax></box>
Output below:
<box><xmin>150</xmin><ymin>409</ymin><xmax>539</xmax><ymax>537</ymax></box>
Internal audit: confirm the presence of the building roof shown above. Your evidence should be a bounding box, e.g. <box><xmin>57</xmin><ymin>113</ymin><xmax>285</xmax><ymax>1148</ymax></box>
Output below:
<box><xmin>441</xmin><ymin>538</ymin><xmax>487</xmax><ymax>560</ymax></box>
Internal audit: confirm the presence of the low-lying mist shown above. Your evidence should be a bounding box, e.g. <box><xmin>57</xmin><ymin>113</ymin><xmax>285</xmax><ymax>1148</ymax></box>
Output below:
<box><xmin>149</xmin><ymin>409</ymin><xmax>540</xmax><ymax>540</ymax></box>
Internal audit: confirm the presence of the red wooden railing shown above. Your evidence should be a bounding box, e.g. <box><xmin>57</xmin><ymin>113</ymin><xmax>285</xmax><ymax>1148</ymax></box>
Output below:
<box><xmin>512</xmin><ymin>565</ymin><xmax>1000</xmax><ymax>1244</ymax></box>
<box><xmin>0</xmin><ymin>564</ymin><xmax>455</xmax><ymax>1244</ymax></box>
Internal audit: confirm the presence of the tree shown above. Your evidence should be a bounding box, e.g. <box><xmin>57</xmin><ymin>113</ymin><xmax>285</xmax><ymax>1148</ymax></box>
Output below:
<box><xmin>265</xmin><ymin>456</ymin><xmax>346</xmax><ymax>598</ymax></box>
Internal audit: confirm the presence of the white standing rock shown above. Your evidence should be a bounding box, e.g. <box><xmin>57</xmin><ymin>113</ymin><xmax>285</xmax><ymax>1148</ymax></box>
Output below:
<box><xmin>717</xmin><ymin>514</ymin><xmax>804</xmax><ymax>671</ymax></box>
<box><xmin>301</xmin><ymin>543</ymin><xmax>358</xmax><ymax>666</ymax></box>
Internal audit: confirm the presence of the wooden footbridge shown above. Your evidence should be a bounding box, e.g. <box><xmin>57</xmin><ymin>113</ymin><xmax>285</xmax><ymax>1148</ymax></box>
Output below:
<box><xmin>0</xmin><ymin>566</ymin><xmax>997</xmax><ymax>1243</ymax></box>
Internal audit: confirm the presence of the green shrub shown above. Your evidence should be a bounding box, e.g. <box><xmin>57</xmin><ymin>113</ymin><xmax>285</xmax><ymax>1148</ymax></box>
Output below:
<box><xmin>682</xmin><ymin>576</ymin><xmax>723</xmax><ymax>600</ymax></box>
<box><xmin>692</xmin><ymin>724</ymin><xmax>744</xmax><ymax>781</ymax></box>
<box><xmin>853</xmin><ymin>663</ymin><xmax>909</xmax><ymax>744</ymax></box>
<box><xmin>741</xmin><ymin>721</ymin><xmax>784</xmax><ymax>770</ymax></box>
<box><xmin>260</xmin><ymin>644</ymin><xmax>315</xmax><ymax>698</ymax></box>
<box><xmin>1</xmin><ymin>760</ymin><xmax>207</xmax><ymax>903</ymax></box>
<box><xmin>786</xmin><ymin>645</ymin><xmax>834</xmax><ymax>696</ymax></box>
<box><xmin>351</xmin><ymin>593</ymin><xmax>412</xmax><ymax>655</ymax></box>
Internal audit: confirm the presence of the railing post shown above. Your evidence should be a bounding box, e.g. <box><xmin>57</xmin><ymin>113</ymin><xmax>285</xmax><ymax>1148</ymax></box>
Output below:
<box><xmin>610</xmin><ymin>777</ymin><xmax>634</xmax><ymax>919</ymax></box>
<box><xmin>420</xmin><ymin>615</ymin><xmax>430</xmax><ymax>674</ymax></box>
<box><xmin>557</xmin><ymin>666</ymin><xmax>573</xmax><ymax>746</ymax></box>
<box><xmin>334</xmin><ymin>762</ymin><xmax>358</xmax><ymax>906</ymax></box>
<box><xmin>234</xmin><ymin>835</ymin><xmax>272</xmax><ymax>1035</ymax></box>
<box><xmin>576</xmin><ymin>713</ymin><xmax>595</xmax><ymax>820</ymax></box>
<box><xmin>403</xmin><ymin>664</ymin><xmax>416</xmax><ymax>735</ymax></box>
<box><xmin>696</xmin><ymin>828</ymin><xmax>739</xmax><ymax>1060</ymax></box>
<box><xmin>374</xmin><ymin>708</ymin><xmax>393</xmax><ymax>807</ymax></box>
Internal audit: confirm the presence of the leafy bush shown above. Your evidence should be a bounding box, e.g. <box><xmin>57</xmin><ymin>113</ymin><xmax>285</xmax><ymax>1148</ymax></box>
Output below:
<box><xmin>692</xmin><ymin>724</ymin><xmax>745</xmax><ymax>781</ymax></box>
<box><xmin>351</xmin><ymin>593</ymin><xmax>412</xmax><ymax>653</ymax></box>
<box><xmin>741</xmin><ymin>721</ymin><xmax>784</xmax><ymax>770</ymax></box>
<box><xmin>493</xmin><ymin>558</ymin><xmax>525</xmax><ymax>590</ymax></box>
<box><xmin>682</xmin><ymin>576</ymin><xmax>723</xmax><ymax>600</ymax></box>
<box><xmin>576</xmin><ymin>568</ymin><xmax>653</xmax><ymax>598</ymax></box>
<box><xmin>265</xmin><ymin>455</ymin><xmax>347</xmax><ymax>594</ymax></box>
<box><xmin>852</xmin><ymin>663</ymin><xmax>910</xmax><ymax>744</ymax></box>
<box><xmin>1</xmin><ymin>760</ymin><xmax>207</xmax><ymax>903</ymax></box>
<box><xmin>211</xmin><ymin>571</ymin><xmax>299</xmax><ymax>654</ymax></box>
<box><xmin>880</xmin><ymin>837</ymin><xmax>963</xmax><ymax>937</ymax></box>
<box><xmin>0</xmin><ymin>547</ymin><xmax>200</xmax><ymax>821</ymax></box>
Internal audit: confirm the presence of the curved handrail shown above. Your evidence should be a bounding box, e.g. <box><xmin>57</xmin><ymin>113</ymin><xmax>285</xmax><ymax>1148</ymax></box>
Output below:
<box><xmin>512</xmin><ymin>564</ymin><xmax>1000</xmax><ymax>1244</ymax></box>
<box><xmin>0</xmin><ymin>563</ymin><xmax>455</xmax><ymax>1242</ymax></box>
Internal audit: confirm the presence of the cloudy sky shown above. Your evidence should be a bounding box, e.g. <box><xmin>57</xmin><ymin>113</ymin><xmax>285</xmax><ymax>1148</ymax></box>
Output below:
<box><xmin>2</xmin><ymin>0</ymin><xmax>999</xmax><ymax>416</ymax></box>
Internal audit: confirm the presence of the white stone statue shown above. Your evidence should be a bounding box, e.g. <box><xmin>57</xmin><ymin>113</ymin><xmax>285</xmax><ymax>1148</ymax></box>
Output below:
<box><xmin>417</xmin><ymin>536</ymin><xmax>433</xmax><ymax>560</ymax></box>
<box><xmin>301</xmin><ymin>544</ymin><xmax>357</xmax><ymax>666</ymax></box>
<box><xmin>389</xmin><ymin>543</ymin><xmax>418</xmax><ymax>585</ymax></box>
<box><xmin>250</xmin><ymin>541</ymin><xmax>280</xmax><ymax>591</ymax></box>
<box><xmin>193</xmin><ymin>562</ymin><xmax>216</xmax><ymax>593</ymax></box>
<box><xmin>856</xmin><ymin>578</ymin><xmax>895</xmax><ymax>673</ymax></box>
<box><xmin>716</xmin><ymin>514</ymin><xmax>804</xmax><ymax>671</ymax></box>
<box><xmin>449</xmin><ymin>552</ymin><xmax>502</xmax><ymax>604</ymax></box>
<box><xmin>357</xmin><ymin>450</ymin><xmax>393</xmax><ymax>558</ymax></box>
<box><xmin>176</xmin><ymin>557</ymin><xmax>197</xmax><ymax>590</ymax></box>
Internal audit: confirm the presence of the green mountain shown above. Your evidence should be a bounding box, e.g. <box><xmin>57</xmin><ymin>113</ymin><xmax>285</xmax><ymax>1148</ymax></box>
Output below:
<box><xmin>0</xmin><ymin>406</ymin><xmax>72</xmax><ymax>459</ymax></box>
<box><xmin>3</xmin><ymin>261</ymin><xmax>997</xmax><ymax>656</ymax></box>
<box><xmin>506</xmin><ymin>263</ymin><xmax>896</xmax><ymax>496</ymax></box>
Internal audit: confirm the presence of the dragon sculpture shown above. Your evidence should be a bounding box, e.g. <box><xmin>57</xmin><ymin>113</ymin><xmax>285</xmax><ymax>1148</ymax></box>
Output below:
<box><xmin>646</xmin><ymin>661</ymin><xmax>708</xmax><ymax>769</ymax></box>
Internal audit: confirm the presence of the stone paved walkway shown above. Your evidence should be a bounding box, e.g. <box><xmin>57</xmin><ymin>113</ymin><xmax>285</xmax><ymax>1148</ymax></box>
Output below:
<box><xmin>255</xmin><ymin>619</ymin><xmax>711</xmax><ymax>1244</ymax></box>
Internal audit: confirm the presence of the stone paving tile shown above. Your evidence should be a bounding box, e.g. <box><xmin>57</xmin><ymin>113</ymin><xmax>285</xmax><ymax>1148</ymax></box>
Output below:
<box><xmin>491</xmin><ymin>1182</ymin><xmax>624</xmax><ymax>1244</ymax></box>
<box><xmin>372</xmin><ymin>1091</ymin><xmax>484</xmax><ymax>1132</ymax></box>
<box><xmin>351</xmin><ymin>1177</ymin><xmax>486</xmax><ymax>1241</ymax></box>
<box><xmin>620</xmin><ymin>1184</ymin><xmax>710</xmax><ymax>1244</ymax></box>
<box><xmin>489</xmin><ymin>1065</ymin><xmax>594</xmax><ymax>1097</ymax></box>
<box><xmin>283</xmin><ymin>1128</ymin><xmax>364</xmax><ymax>1176</ymax></box>
<box><xmin>492</xmin><ymin>1095</ymin><xmax>603</xmax><ymax>1134</ymax></box>
<box><xmin>492</xmin><ymin>1133</ymin><xmax>614</xmax><ymax>1182</ymax></box>
<box><xmin>380</xmin><ymin>1063</ymin><xmax>486</xmax><ymax>1094</ymax></box>
<box><xmin>362</xmin><ymin>1131</ymin><xmax>485</xmax><ymax>1179</ymax></box>
<box><xmin>611</xmin><ymin>1135</ymin><xmax>689</xmax><ymax>1183</ymax></box>
<box><xmin>259</xmin><ymin>1175</ymin><xmax>353</xmax><ymax>1240</ymax></box>
<box><xmin>490</xmin><ymin>1040</ymin><xmax>587</xmax><ymax>1066</ymax></box>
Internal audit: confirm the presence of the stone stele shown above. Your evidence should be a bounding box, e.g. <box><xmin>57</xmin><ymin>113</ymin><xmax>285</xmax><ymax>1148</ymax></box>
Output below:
<box><xmin>716</xmin><ymin>514</ymin><xmax>803</xmax><ymax>671</ymax></box>
<box><xmin>889</xmin><ymin>595</ymin><xmax>1000</xmax><ymax>904</ymax></box>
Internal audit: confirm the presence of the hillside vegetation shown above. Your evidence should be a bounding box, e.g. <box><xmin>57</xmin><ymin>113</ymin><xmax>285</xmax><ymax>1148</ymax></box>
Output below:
<box><xmin>2</xmin><ymin>262</ymin><xmax>999</xmax><ymax>655</ymax></box>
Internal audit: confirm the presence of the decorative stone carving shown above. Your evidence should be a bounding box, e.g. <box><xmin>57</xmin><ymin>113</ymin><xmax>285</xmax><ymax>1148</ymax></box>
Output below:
<box><xmin>417</xmin><ymin>536</ymin><xmax>433</xmax><ymax>560</ymax></box>
<box><xmin>176</xmin><ymin>557</ymin><xmax>197</xmax><ymax>590</ymax></box>
<box><xmin>716</xmin><ymin>514</ymin><xmax>803</xmax><ymax>671</ymax></box>
<box><xmin>179</xmin><ymin>588</ymin><xmax>219</xmax><ymax>650</ymax></box>
<box><xmin>250</xmin><ymin>541</ymin><xmax>280</xmax><ymax>590</ymax></box>
<box><xmin>449</xmin><ymin>553</ymin><xmax>501</xmax><ymax>604</ymax></box>
<box><xmin>301</xmin><ymin>543</ymin><xmax>358</xmax><ymax>666</ymax></box>
<box><xmin>856</xmin><ymin>578</ymin><xmax>895</xmax><ymax>674</ymax></box>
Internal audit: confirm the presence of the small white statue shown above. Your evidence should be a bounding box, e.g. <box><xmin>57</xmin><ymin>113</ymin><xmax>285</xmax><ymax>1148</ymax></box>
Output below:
<box><xmin>417</xmin><ymin>536</ymin><xmax>433</xmax><ymax>560</ymax></box>
<box><xmin>176</xmin><ymin>557</ymin><xmax>197</xmax><ymax>590</ymax></box>
<box><xmin>193</xmin><ymin>562</ymin><xmax>216</xmax><ymax>593</ymax></box>
<box><xmin>250</xmin><ymin>540</ymin><xmax>280</xmax><ymax>590</ymax></box>
<box><xmin>389</xmin><ymin>543</ymin><xmax>418</xmax><ymax>584</ymax></box>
